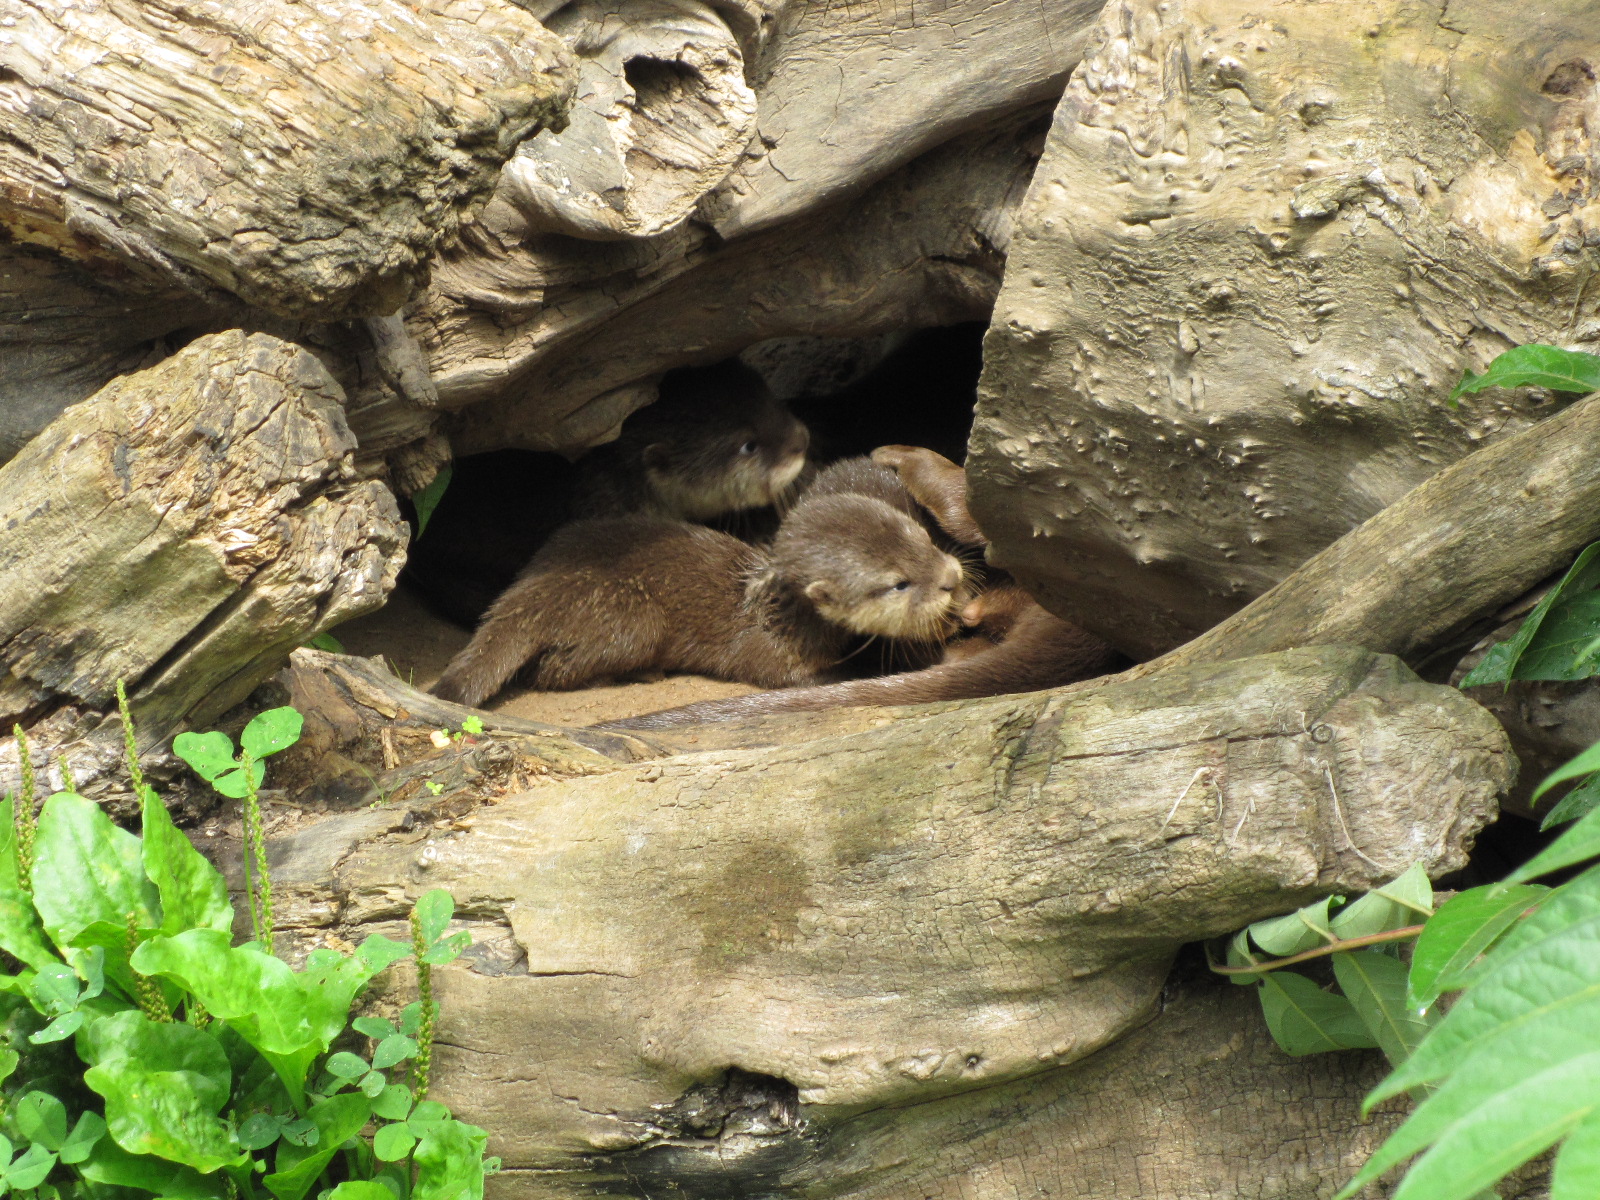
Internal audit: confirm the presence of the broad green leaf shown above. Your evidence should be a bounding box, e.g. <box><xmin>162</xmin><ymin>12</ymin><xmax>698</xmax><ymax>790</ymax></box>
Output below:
<box><xmin>75</xmin><ymin>1137</ymin><xmax>216</xmax><ymax>1199</ymax></box>
<box><xmin>132</xmin><ymin>931</ymin><xmax>324</xmax><ymax>1056</ymax></box>
<box><xmin>83</xmin><ymin>1010</ymin><xmax>243</xmax><ymax>1173</ymax></box>
<box><xmin>4</xmin><ymin>1143</ymin><xmax>56</xmax><ymax>1189</ymax></box>
<box><xmin>413</xmin><ymin>1118</ymin><xmax>489</xmax><ymax>1200</ymax></box>
<box><xmin>325</xmin><ymin>1053</ymin><xmax>367</xmax><ymax>1080</ymax></box>
<box><xmin>66</xmin><ymin>944</ymin><xmax>105</xmax><ymax>1000</ymax></box>
<box><xmin>237</xmin><ymin>1114</ymin><xmax>282</xmax><ymax>1151</ymax></box>
<box><xmin>1370</xmin><ymin>892</ymin><xmax>1600</xmax><ymax>1102</ymax></box>
<box><xmin>1543</xmin><ymin>772</ymin><xmax>1600</xmax><ymax>831</ymax></box>
<box><xmin>241</xmin><ymin>709</ymin><xmax>303</xmax><ymax>760</ymax></box>
<box><xmin>352</xmin><ymin>1017</ymin><xmax>396</xmax><ymax>1040</ymax></box>
<box><xmin>29</xmin><ymin>1010</ymin><xmax>84</xmax><ymax>1044</ymax></box>
<box><xmin>170</xmin><ymin>732</ymin><xmax>237</xmax><ymax>784</ymax></box>
<box><xmin>1512</xmin><ymin>590</ymin><xmax>1600</xmax><ymax>681</ymax></box>
<box><xmin>1409</xmin><ymin>883</ymin><xmax>1548</xmax><ymax>1008</ymax></box>
<box><xmin>305</xmin><ymin>632</ymin><xmax>346</xmax><ymax>653</ymax></box>
<box><xmin>140</xmin><ymin>787</ymin><xmax>232</xmax><ymax>936</ymax></box>
<box><xmin>1552</xmin><ymin>1110</ymin><xmax>1600</xmax><ymax>1200</ymax></box>
<box><xmin>1507</xmin><ymin>802</ymin><xmax>1600</xmax><ymax>883</ymax></box>
<box><xmin>30</xmin><ymin>793</ymin><xmax>159</xmax><ymax>947</ymax></box>
<box><xmin>28</xmin><ymin>963</ymin><xmax>80</xmax><ymax>1015</ymax></box>
<box><xmin>1332</xmin><ymin>864</ymin><xmax>1434</xmax><ymax>940</ymax></box>
<box><xmin>1450</xmin><ymin>344</ymin><xmax>1600</xmax><ymax>402</ymax></box>
<box><xmin>0</xmin><ymin>1047</ymin><xmax>17</xmax><ymax>1087</ymax></box>
<box><xmin>373</xmin><ymin>1124</ymin><xmax>416</xmax><ymax>1162</ymax></box>
<box><xmin>359</xmin><ymin>1070</ymin><xmax>387</xmax><ymax>1098</ymax></box>
<box><xmin>58</xmin><ymin>1112</ymin><xmax>105</xmax><ymax>1165</ymax></box>
<box><xmin>411</xmin><ymin>465</ymin><xmax>452</xmax><ymax>540</ymax></box>
<box><xmin>1458</xmin><ymin>641</ymin><xmax>1517</xmax><ymax>689</ymax></box>
<box><xmin>421</xmin><ymin>931</ymin><xmax>471</xmax><ymax>966</ymax></box>
<box><xmin>1258</xmin><ymin>971</ymin><xmax>1379</xmax><ymax>1056</ymax></box>
<box><xmin>279</xmin><ymin>1118</ymin><xmax>318</xmax><ymax>1148</ymax></box>
<box><xmin>373</xmin><ymin>1085</ymin><xmax>413</xmax><ymax>1121</ymax></box>
<box><xmin>264</xmin><ymin>1092</ymin><xmax>371</xmax><ymax>1200</ymax></box>
<box><xmin>326</xmin><ymin>1184</ymin><xmax>397</xmax><ymax>1200</ymax></box>
<box><xmin>1460</xmin><ymin>544</ymin><xmax>1600</xmax><ymax>687</ymax></box>
<box><xmin>1333</xmin><ymin>949</ymin><xmax>1433</xmax><ymax>1067</ymax></box>
<box><xmin>414</xmin><ymin>891</ymin><xmax>455</xmax><ymax>948</ymax></box>
<box><xmin>0</xmin><ymin>889</ymin><xmax>61</xmax><ymax>971</ymax></box>
<box><xmin>372</xmin><ymin>1035</ymin><xmax>417</xmax><ymax>1070</ymax></box>
<box><xmin>1389</xmin><ymin>1051</ymin><xmax>1600</xmax><ymax>1200</ymax></box>
<box><xmin>0</xmin><ymin>797</ymin><xmax>18</xmax><ymax>891</ymax></box>
<box><xmin>1533</xmin><ymin>739</ymin><xmax>1600</xmax><ymax>805</ymax></box>
<box><xmin>408</xmin><ymin>1101</ymin><xmax>450</xmax><ymax>1129</ymax></box>
<box><xmin>15</xmin><ymin>1091</ymin><xmax>68</xmax><ymax>1149</ymax></box>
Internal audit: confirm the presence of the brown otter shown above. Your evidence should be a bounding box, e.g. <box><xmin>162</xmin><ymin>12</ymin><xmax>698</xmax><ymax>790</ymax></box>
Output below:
<box><xmin>405</xmin><ymin>360</ymin><xmax>810</xmax><ymax>627</ymax></box>
<box><xmin>430</xmin><ymin>480</ymin><xmax>965</xmax><ymax>708</ymax></box>
<box><xmin>597</xmin><ymin>446</ymin><xmax>1122</xmax><ymax>730</ymax></box>
<box><xmin>570</xmin><ymin>360</ymin><xmax>810</xmax><ymax>520</ymax></box>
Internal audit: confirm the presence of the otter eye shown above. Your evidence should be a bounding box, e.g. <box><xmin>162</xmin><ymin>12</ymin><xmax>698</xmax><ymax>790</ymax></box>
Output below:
<box><xmin>892</xmin><ymin>580</ymin><xmax>910</xmax><ymax>592</ymax></box>
<box><xmin>738</xmin><ymin>440</ymin><xmax>758</xmax><ymax>455</ymax></box>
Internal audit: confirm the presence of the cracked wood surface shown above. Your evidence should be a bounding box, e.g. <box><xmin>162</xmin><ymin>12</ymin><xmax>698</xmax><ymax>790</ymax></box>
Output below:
<box><xmin>0</xmin><ymin>329</ymin><xmax>404</xmax><ymax>802</ymax></box>
<box><xmin>266</xmin><ymin>645</ymin><xmax>1507</xmax><ymax>1197</ymax></box>
<box><xmin>0</xmin><ymin>0</ymin><xmax>573</xmax><ymax>320</ymax></box>
<box><xmin>972</xmin><ymin>0</ymin><xmax>1600</xmax><ymax>659</ymax></box>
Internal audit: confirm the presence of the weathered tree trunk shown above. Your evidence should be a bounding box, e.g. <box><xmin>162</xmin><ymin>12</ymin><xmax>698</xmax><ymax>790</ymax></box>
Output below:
<box><xmin>241</xmin><ymin>643</ymin><xmax>1505</xmax><ymax>1199</ymax></box>
<box><xmin>971</xmin><ymin>0</ymin><xmax>1600</xmax><ymax>660</ymax></box>
<box><xmin>0</xmin><ymin>330</ymin><xmax>404</xmax><ymax>805</ymax></box>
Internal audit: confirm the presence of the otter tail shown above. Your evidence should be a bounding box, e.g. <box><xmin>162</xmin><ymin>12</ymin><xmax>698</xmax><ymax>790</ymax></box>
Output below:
<box><xmin>598</xmin><ymin>609</ymin><xmax>1124</xmax><ymax>730</ymax></box>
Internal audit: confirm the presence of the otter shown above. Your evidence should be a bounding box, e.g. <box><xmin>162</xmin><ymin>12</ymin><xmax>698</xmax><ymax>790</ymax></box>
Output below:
<box><xmin>597</xmin><ymin>446</ymin><xmax>1123</xmax><ymax>730</ymax></box>
<box><xmin>430</xmin><ymin>479</ymin><xmax>965</xmax><ymax>708</ymax></box>
<box><xmin>570</xmin><ymin>360</ymin><xmax>810</xmax><ymax>520</ymax></box>
<box><xmin>405</xmin><ymin>360</ymin><xmax>810</xmax><ymax>627</ymax></box>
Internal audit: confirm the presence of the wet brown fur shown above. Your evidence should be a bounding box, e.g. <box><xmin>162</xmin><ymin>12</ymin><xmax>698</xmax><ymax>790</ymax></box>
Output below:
<box><xmin>599</xmin><ymin>446</ymin><xmax>1122</xmax><ymax>730</ymax></box>
<box><xmin>431</xmin><ymin>482</ymin><xmax>963</xmax><ymax>709</ymax></box>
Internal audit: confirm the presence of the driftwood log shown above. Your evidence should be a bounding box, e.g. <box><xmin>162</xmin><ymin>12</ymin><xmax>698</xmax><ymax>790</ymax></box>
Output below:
<box><xmin>971</xmin><ymin>0</ymin><xmax>1600</xmax><ymax>659</ymax></box>
<box><xmin>240</xmin><ymin>643</ymin><xmax>1506</xmax><ymax>1200</ymax></box>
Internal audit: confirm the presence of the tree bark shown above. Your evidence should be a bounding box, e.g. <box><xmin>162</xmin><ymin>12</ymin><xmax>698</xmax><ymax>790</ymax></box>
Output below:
<box><xmin>0</xmin><ymin>0</ymin><xmax>571</xmax><ymax>319</ymax></box>
<box><xmin>0</xmin><ymin>329</ymin><xmax>404</xmax><ymax>805</ymax></box>
<box><xmin>971</xmin><ymin>0</ymin><xmax>1600</xmax><ymax>660</ymax></box>
<box><xmin>247</xmin><ymin>643</ymin><xmax>1507</xmax><ymax>1199</ymax></box>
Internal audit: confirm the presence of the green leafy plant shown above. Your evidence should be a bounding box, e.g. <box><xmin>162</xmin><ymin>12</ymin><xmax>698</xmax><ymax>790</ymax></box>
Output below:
<box><xmin>1447</xmin><ymin>343</ymin><xmax>1600</xmax><ymax>404</ymax></box>
<box><xmin>1216</xmin><ymin>864</ymin><xmax>1435</xmax><ymax>1061</ymax></box>
<box><xmin>410</xmin><ymin>468</ymin><xmax>452</xmax><ymax>541</ymax></box>
<box><xmin>1459</xmin><ymin>541</ymin><xmax>1600</xmax><ymax>690</ymax></box>
<box><xmin>0</xmin><ymin>697</ymin><xmax>492</xmax><ymax>1200</ymax></box>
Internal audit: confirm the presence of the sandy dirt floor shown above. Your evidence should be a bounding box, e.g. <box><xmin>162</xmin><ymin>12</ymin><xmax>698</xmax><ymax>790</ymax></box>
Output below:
<box><xmin>332</xmin><ymin>583</ymin><xmax>757</xmax><ymax>727</ymax></box>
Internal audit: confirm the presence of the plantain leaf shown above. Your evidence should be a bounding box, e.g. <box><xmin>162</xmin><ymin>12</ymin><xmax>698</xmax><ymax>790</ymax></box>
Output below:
<box><xmin>82</xmin><ymin>1010</ymin><xmax>243</xmax><ymax>1172</ymax></box>
<box><xmin>1449</xmin><ymin>344</ymin><xmax>1600</xmax><ymax>402</ymax></box>
<box><xmin>412</xmin><ymin>1117</ymin><xmax>489</xmax><ymax>1200</ymax></box>
<box><xmin>1408</xmin><ymin>883</ymin><xmax>1548</xmax><ymax>1009</ymax></box>
<box><xmin>0</xmin><ymin>888</ymin><xmax>61</xmax><ymax>971</ymax></box>
<box><xmin>325</xmin><ymin>1184</ymin><xmax>396</xmax><ymax>1200</ymax></box>
<box><xmin>76</xmin><ymin>1135</ymin><xmax>216</xmax><ymax>1198</ymax></box>
<box><xmin>141</xmin><ymin>787</ymin><xmax>232</xmax><ymax>937</ymax></box>
<box><xmin>30</xmin><ymin>793</ymin><xmax>159</xmax><ymax>947</ymax></box>
<box><xmin>1333</xmin><ymin>949</ymin><xmax>1434</xmax><ymax>1067</ymax></box>
<box><xmin>1258</xmin><ymin>970</ymin><xmax>1379</xmax><ymax>1056</ymax></box>
<box><xmin>263</xmin><ymin>1092</ymin><xmax>372</xmax><ymax>1200</ymax></box>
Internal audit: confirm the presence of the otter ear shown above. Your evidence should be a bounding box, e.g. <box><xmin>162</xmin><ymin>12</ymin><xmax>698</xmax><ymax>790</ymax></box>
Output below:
<box><xmin>641</xmin><ymin>443</ymin><xmax>670</xmax><ymax>470</ymax></box>
<box><xmin>804</xmin><ymin>580</ymin><xmax>834</xmax><ymax>607</ymax></box>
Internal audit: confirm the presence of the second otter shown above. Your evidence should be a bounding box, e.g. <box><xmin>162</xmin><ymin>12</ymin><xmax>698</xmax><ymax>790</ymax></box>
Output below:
<box><xmin>431</xmin><ymin>471</ymin><xmax>966</xmax><ymax>708</ymax></box>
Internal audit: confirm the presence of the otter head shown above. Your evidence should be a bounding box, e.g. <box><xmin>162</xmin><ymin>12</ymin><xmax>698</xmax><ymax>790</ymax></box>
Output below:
<box><xmin>773</xmin><ymin>494</ymin><xmax>966</xmax><ymax>641</ymax></box>
<box><xmin>629</xmin><ymin>361</ymin><xmax>810</xmax><ymax>520</ymax></box>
